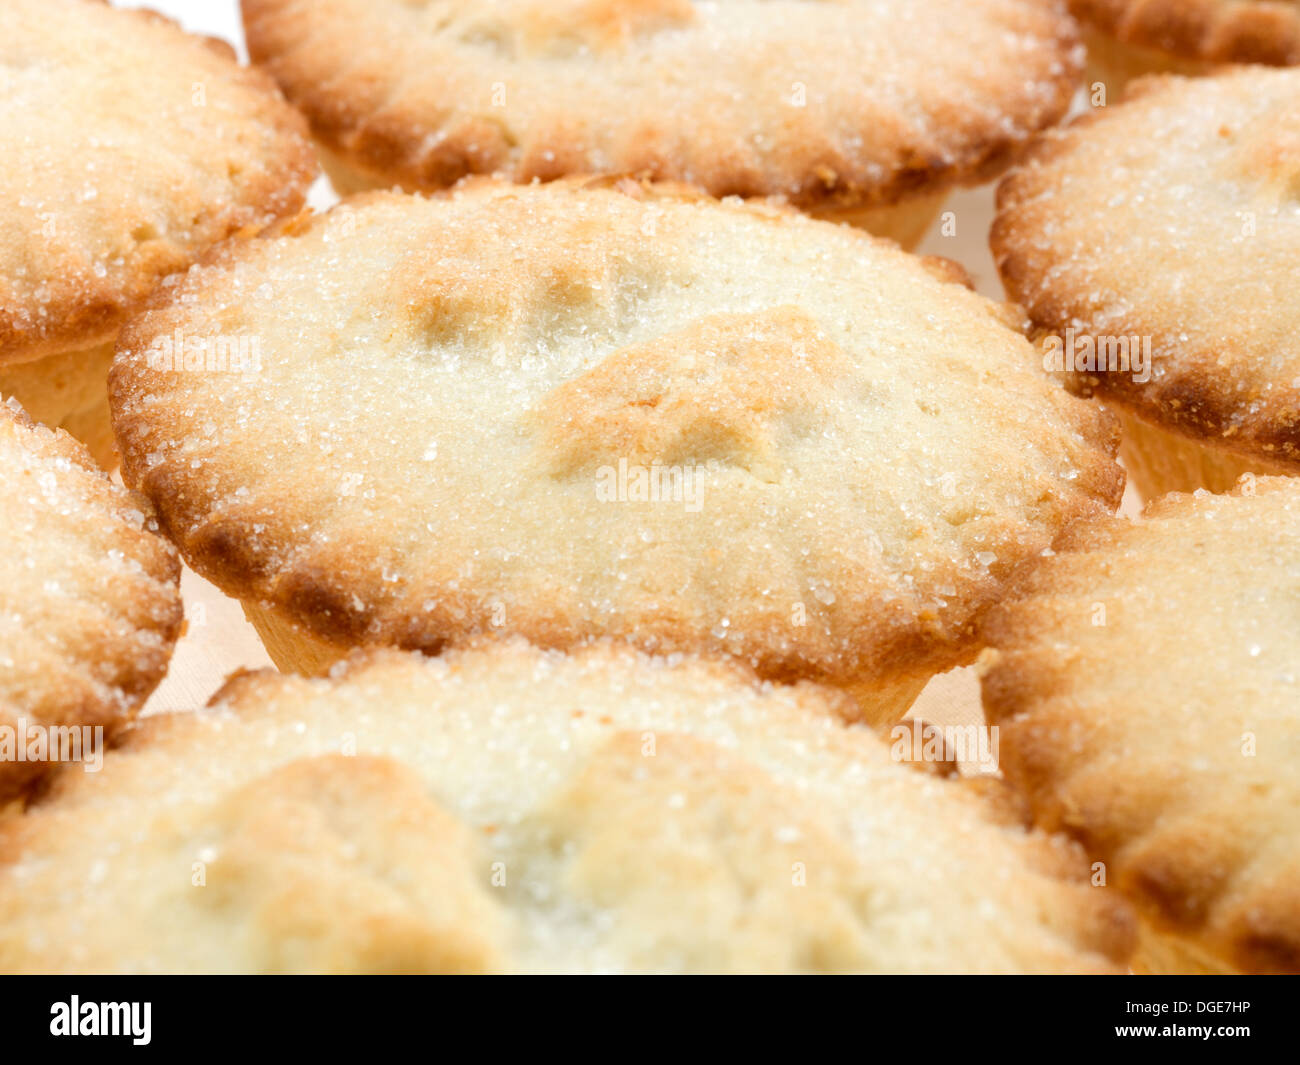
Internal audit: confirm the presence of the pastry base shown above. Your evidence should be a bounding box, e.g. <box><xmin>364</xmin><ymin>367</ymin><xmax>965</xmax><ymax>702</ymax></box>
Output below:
<box><xmin>808</xmin><ymin>191</ymin><xmax>949</xmax><ymax>251</ymax></box>
<box><xmin>0</xmin><ymin>342</ymin><xmax>118</xmax><ymax>469</ymax></box>
<box><xmin>1131</xmin><ymin>923</ymin><xmax>1237</xmax><ymax>975</ymax></box>
<box><xmin>319</xmin><ymin>142</ymin><xmax>947</xmax><ymax>252</ymax></box>
<box><xmin>1117</xmin><ymin>408</ymin><xmax>1292</xmax><ymax>501</ymax></box>
<box><xmin>242</xmin><ymin>600</ymin><xmax>349</xmax><ymax>676</ymax></box>
<box><xmin>1081</xmin><ymin>25</ymin><xmax>1214</xmax><ymax>102</ymax></box>
<box><xmin>245</xmin><ymin>598</ymin><xmax>929</xmax><ymax>727</ymax></box>
<box><xmin>317</xmin><ymin>143</ymin><xmax>392</xmax><ymax>197</ymax></box>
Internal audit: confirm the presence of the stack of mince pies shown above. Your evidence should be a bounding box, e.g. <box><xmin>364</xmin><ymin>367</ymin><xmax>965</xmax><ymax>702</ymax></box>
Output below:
<box><xmin>0</xmin><ymin>0</ymin><xmax>1294</xmax><ymax>976</ymax></box>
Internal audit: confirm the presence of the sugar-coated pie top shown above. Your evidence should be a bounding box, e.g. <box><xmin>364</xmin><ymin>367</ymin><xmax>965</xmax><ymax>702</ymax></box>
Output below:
<box><xmin>993</xmin><ymin>67</ymin><xmax>1300</xmax><ymax>471</ymax></box>
<box><xmin>110</xmin><ymin>179</ymin><xmax>1122</xmax><ymax>692</ymax></box>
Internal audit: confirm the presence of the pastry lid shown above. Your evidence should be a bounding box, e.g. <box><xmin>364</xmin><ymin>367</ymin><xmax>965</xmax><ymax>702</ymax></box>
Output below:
<box><xmin>111</xmin><ymin>179</ymin><xmax>1122</xmax><ymax>689</ymax></box>
<box><xmin>982</xmin><ymin>477</ymin><xmax>1300</xmax><ymax>974</ymax></box>
<box><xmin>0</xmin><ymin>397</ymin><xmax>182</xmax><ymax>799</ymax></box>
<box><xmin>994</xmin><ymin>67</ymin><xmax>1300</xmax><ymax>471</ymax></box>
<box><xmin>0</xmin><ymin>0</ymin><xmax>316</xmax><ymax>365</ymax></box>
<box><xmin>243</xmin><ymin>0</ymin><xmax>1082</xmax><ymax>209</ymax></box>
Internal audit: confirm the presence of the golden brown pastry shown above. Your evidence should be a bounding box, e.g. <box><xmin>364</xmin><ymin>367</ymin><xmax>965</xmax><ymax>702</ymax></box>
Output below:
<box><xmin>241</xmin><ymin>0</ymin><xmax>1083</xmax><ymax>247</ymax></box>
<box><xmin>0</xmin><ymin>0</ymin><xmax>316</xmax><ymax>467</ymax></box>
<box><xmin>0</xmin><ymin>399</ymin><xmax>182</xmax><ymax>801</ymax></box>
<box><xmin>1071</xmin><ymin>0</ymin><xmax>1300</xmax><ymax>99</ymax></box>
<box><xmin>992</xmin><ymin>67</ymin><xmax>1300</xmax><ymax>499</ymax></box>
<box><xmin>110</xmin><ymin>178</ymin><xmax>1123</xmax><ymax>724</ymax></box>
<box><xmin>981</xmin><ymin>477</ymin><xmax>1300</xmax><ymax>974</ymax></box>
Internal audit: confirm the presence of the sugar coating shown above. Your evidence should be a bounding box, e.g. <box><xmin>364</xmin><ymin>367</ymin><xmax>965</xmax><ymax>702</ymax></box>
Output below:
<box><xmin>982</xmin><ymin>477</ymin><xmax>1300</xmax><ymax>974</ymax></box>
<box><xmin>244</xmin><ymin>0</ymin><xmax>1081</xmax><ymax>206</ymax></box>
<box><xmin>0</xmin><ymin>0</ymin><xmax>314</xmax><ymax>364</ymax></box>
<box><xmin>0</xmin><ymin>640</ymin><xmax>1134</xmax><ymax>973</ymax></box>
<box><xmin>0</xmin><ymin>399</ymin><xmax>182</xmax><ymax>799</ymax></box>
<box><xmin>994</xmin><ymin>67</ymin><xmax>1300</xmax><ymax>469</ymax></box>
<box><xmin>112</xmin><ymin>180</ymin><xmax>1122</xmax><ymax>689</ymax></box>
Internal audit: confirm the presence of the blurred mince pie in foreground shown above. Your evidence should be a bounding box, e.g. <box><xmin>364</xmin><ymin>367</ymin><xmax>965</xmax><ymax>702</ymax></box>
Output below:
<box><xmin>0</xmin><ymin>639</ymin><xmax>1135</xmax><ymax>973</ymax></box>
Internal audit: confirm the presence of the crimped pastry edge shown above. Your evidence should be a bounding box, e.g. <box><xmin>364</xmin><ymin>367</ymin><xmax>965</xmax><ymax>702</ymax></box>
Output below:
<box><xmin>241</xmin><ymin>0</ymin><xmax>1083</xmax><ymax>211</ymax></box>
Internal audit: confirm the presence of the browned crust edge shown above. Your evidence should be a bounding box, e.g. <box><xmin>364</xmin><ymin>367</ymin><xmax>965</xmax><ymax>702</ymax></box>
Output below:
<box><xmin>991</xmin><ymin>70</ymin><xmax>1300</xmax><ymax>472</ymax></box>
<box><xmin>1071</xmin><ymin>0</ymin><xmax>1300</xmax><ymax>66</ymax></box>
<box><xmin>0</xmin><ymin>0</ymin><xmax>318</xmax><ymax>366</ymax></box>
<box><xmin>241</xmin><ymin>0</ymin><xmax>1083</xmax><ymax>210</ymax></box>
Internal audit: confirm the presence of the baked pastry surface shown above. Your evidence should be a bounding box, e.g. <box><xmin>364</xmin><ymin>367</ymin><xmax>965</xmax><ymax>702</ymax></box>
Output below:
<box><xmin>981</xmin><ymin>477</ymin><xmax>1300</xmax><ymax>974</ymax></box>
<box><xmin>993</xmin><ymin>67</ymin><xmax>1300</xmax><ymax>474</ymax></box>
<box><xmin>111</xmin><ymin>179</ymin><xmax>1123</xmax><ymax>696</ymax></box>
<box><xmin>0</xmin><ymin>639</ymin><xmax>1135</xmax><ymax>973</ymax></box>
<box><xmin>241</xmin><ymin>0</ymin><xmax>1082</xmax><ymax>211</ymax></box>
<box><xmin>1071</xmin><ymin>0</ymin><xmax>1300</xmax><ymax>66</ymax></box>
<box><xmin>0</xmin><ymin>0</ymin><xmax>316</xmax><ymax>367</ymax></box>
<box><xmin>0</xmin><ymin>399</ymin><xmax>182</xmax><ymax>800</ymax></box>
